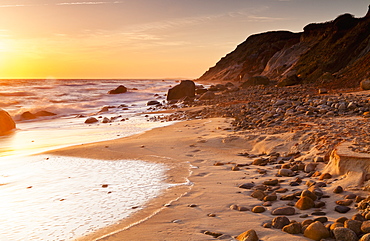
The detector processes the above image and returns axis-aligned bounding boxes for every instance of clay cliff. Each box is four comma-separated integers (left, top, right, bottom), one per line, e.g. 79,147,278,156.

197,6,370,88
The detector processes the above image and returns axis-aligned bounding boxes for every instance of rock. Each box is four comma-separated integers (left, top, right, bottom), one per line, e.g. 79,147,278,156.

319,173,332,180
336,199,353,206
198,91,216,100
102,117,111,123
239,183,255,189
295,196,315,210
344,219,362,235
34,110,57,117
0,109,16,135
314,217,328,223
85,117,99,124
20,111,37,120
241,76,270,87
230,204,239,210
333,227,358,241
361,79,370,90
147,100,161,106
278,168,293,177
360,233,370,241
301,190,317,201
236,229,259,241
263,179,279,186
167,80,195,101
282,222,301,234
108,85,127,94
362,221,370,233
333,186,344,193
335,205,351,213
353,213,367,222
252,206,266,213
330,222,344,231
271,207,295,215
251,190,266,200
278,73,301,87
336,217,349,223
272,216,290,229
304,163,316,172
264,193,277,202
304,221,330,241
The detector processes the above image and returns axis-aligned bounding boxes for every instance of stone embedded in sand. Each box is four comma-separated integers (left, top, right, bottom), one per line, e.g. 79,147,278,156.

251,190,266,201
333,186,344,193
275,188,288,193
282,222,301,234
271,207,295,215
239,183,255,189
295,196,315,210
0,109,16,135
203,230,223,238
304,163,316,173
236,229,259,241
345,219,362,235
264,193,277,202
252,206,266,213
336,199,353,206
20,111,37,120
314,217,328,223
278,168,293,177
319,172,332,180
335,205,351,213
333,227,358,241
336,217,349,223
352,213,366,222
230,204,239,210
362,221,370,233
272,216,290,229
301,189,317,201
198,91,215,100
238,206,249,211
85,117,99,124
280,194,296,200
330,222,345,231
304,221,330,240
102,117,111,123
252,158,268,166
263,179,279,186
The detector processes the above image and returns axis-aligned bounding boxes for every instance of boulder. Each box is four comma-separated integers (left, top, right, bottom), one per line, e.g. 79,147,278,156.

361,79,370,90
34,110,57,117
295,196,315,210
146,100,161,106
304,221,330,240
85,117,99,124
333,227,358,241
0,109,16,135
108,85,127,94
20,111,37,120
277,73,301,87
360,233,370,241
271,207,295,215
272,216,290,229
282,222,301,234
236,229,259,241
241,76,270,88
167,80,195,101
198,91,216,100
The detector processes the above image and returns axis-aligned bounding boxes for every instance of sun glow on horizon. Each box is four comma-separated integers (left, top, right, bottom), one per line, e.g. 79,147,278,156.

0,0,367,79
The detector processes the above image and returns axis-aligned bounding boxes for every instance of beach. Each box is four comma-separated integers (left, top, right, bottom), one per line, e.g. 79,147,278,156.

44,111,369,240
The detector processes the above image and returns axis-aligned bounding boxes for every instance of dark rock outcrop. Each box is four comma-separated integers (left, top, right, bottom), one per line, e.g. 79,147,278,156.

108,85,127,94
0,109,16,135
167,80,195,101
197,6,370,88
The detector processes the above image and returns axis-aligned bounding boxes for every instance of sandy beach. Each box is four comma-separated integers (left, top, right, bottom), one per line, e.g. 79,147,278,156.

43,114,369,241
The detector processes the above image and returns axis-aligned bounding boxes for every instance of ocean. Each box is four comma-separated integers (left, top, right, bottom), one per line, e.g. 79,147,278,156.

0,79,182,240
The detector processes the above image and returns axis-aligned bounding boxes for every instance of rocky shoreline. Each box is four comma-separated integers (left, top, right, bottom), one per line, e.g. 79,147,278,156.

141,81,370,240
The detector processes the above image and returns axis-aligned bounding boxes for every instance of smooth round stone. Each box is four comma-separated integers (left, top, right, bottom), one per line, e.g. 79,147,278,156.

335,205,351,213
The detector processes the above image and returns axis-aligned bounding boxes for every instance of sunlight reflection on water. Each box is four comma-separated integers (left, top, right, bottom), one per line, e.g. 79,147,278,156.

0,155,168,241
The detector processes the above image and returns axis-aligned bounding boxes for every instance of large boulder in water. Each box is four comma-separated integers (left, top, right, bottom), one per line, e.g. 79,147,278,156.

167,80,195,101
108,85,127,94
0,109,16,135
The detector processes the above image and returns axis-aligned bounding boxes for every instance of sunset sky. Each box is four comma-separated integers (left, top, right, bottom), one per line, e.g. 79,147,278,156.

0,0,368,79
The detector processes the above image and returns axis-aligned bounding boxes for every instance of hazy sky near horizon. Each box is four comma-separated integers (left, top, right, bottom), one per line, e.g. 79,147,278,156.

0,0,368,79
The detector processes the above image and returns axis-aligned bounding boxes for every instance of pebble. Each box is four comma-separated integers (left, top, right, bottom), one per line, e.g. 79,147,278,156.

271,207,296,215
272,216,290,229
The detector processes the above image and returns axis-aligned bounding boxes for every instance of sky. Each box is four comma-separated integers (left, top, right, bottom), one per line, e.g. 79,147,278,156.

0,0,368,79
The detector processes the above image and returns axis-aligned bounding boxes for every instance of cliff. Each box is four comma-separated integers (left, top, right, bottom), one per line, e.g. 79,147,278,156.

197,6,370,88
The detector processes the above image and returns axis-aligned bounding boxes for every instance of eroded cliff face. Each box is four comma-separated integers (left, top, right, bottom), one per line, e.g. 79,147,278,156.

197,6,370,88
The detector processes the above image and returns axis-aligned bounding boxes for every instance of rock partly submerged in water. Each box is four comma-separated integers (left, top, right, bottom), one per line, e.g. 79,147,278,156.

85,117,99,124
0,109,16,135
20,110,57,120
108,85,127,94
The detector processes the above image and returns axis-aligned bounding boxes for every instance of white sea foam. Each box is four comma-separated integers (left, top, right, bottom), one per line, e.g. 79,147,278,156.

0,155,169,241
